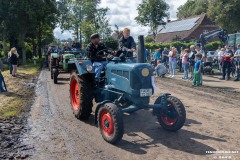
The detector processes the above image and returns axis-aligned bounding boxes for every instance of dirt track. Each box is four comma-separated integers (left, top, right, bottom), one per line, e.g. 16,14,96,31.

21,69,240,160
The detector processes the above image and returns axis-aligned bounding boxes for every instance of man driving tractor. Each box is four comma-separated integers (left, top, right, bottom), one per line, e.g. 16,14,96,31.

86,33,109,79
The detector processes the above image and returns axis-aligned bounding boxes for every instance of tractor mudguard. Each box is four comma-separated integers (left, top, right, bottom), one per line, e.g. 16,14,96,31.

152,93,171,116
94,100,112,124
68,60,95,76
50,53,59,59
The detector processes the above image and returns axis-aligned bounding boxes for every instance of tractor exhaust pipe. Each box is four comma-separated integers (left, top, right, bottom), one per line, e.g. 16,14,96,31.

137,35,146,63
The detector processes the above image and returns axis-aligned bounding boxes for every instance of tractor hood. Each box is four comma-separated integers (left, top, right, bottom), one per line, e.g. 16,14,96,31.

106,62,154,98
107,63,153,76
63,54,75,59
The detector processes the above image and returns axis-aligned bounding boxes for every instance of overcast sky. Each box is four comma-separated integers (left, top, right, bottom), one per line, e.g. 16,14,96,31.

54,0,187,40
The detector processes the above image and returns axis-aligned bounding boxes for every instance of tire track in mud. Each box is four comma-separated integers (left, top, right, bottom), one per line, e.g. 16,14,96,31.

20,69,240,160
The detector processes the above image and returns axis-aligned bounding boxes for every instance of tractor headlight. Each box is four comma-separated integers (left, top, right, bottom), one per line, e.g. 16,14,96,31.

141,68,149,77
86,65,93,72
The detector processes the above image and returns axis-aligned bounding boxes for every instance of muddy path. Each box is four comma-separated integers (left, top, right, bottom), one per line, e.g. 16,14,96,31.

21,69,240,160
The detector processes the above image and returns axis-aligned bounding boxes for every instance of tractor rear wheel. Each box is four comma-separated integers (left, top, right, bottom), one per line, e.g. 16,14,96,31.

53,69,58,84
98,103,124,144
70,72,94,120
155,96,186,131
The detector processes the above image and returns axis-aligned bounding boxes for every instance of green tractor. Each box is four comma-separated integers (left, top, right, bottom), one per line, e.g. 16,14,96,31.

68,36,186,144
50,51,84,84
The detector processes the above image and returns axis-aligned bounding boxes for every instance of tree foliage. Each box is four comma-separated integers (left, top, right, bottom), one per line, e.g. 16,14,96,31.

0,0,57,64
177,0,208,19
145,41,221,52
57,0,112,45
135,0,169,41
208,0,240,33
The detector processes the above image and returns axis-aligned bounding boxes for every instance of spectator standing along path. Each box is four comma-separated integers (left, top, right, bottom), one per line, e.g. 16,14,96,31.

0,59,6,92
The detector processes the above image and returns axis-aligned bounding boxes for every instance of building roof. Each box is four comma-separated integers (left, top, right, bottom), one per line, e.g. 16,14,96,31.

153,14,218,43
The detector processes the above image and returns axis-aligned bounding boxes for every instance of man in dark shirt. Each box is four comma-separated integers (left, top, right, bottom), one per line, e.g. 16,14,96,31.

162,47,169,64
86,33,109,79
72,38,81,51
118,28,136,62
63,43,71,52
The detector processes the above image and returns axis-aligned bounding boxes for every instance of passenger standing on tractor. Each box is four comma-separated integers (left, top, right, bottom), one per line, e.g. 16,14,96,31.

119,28,136,62
86,33,109,79
220,46,233,80
234,44,240,81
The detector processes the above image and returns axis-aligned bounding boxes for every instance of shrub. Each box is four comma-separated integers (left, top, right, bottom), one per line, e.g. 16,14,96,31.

145,41,221,52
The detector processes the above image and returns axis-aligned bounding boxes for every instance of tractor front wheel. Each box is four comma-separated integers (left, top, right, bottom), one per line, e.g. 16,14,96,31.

70,72,94,120
53,69,58,84
156,96,186,131
98,103,124,144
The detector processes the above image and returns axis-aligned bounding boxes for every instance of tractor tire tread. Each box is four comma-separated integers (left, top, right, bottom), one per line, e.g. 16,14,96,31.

98,103,124,144
157,96,186,132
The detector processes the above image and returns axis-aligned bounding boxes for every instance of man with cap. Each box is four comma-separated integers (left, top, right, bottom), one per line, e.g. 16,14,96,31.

86,33,109,79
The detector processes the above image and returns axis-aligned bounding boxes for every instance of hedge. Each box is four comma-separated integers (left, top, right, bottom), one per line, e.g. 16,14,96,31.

145,41,221,52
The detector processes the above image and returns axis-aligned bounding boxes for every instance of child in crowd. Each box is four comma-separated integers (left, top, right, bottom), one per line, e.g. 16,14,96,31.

182,49,189,80
155,60,167,77
192,54,202,86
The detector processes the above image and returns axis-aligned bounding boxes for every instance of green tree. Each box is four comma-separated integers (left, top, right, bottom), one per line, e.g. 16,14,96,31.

104,37,119,50
145,36,155,43
58,0,111,45
208,0,240,33
0,0,57,63
177,0,208,19
135,0,169,41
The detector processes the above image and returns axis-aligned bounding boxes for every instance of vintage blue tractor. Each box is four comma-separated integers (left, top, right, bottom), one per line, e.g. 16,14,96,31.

68,36,186,144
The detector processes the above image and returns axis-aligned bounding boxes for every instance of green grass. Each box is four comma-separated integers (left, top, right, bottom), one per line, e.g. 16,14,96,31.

0,60,42,119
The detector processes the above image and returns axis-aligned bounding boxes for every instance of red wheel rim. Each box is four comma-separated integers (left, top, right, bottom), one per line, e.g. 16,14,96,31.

70,77,80,111
161,102,178,126
100,110,114,136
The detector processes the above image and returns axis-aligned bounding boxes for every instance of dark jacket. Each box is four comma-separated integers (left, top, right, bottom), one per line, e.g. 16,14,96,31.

86,42,108,62
72,42,81,50
10,53,18,65
63,46,71,52
119,36,136,50
118,36,136,57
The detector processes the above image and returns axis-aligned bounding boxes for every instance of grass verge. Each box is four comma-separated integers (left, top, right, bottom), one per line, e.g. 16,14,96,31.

0,59,42,119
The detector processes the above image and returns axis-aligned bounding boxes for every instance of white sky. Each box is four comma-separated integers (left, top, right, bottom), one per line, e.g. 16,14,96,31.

54,0,187,40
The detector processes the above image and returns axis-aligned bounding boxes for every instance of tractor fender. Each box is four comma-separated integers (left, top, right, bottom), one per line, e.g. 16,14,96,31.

94,100,112,124
68,60,95,76
153,93,171,115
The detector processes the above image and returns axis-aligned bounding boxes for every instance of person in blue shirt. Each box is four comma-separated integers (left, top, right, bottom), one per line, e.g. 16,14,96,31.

145,49,149,62
153,49,161,66
192,54,202,86
234,44,240,81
